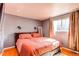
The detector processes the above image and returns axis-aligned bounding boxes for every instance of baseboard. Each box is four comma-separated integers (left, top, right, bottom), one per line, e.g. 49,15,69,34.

3,46,15,50
60,47,79,56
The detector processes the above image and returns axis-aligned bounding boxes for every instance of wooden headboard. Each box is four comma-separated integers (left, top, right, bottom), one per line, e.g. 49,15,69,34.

14,32,37,46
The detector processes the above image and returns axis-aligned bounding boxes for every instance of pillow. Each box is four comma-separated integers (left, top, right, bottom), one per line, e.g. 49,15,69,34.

31,33,41,38
19,34,32,39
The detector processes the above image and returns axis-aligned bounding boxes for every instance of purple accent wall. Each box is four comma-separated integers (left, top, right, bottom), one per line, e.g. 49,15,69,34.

3,14,42,48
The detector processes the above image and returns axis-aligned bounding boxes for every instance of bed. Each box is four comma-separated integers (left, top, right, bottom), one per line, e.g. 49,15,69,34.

15,32,60,56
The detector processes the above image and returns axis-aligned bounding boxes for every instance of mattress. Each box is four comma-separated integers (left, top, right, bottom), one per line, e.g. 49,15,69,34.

16,37,60,56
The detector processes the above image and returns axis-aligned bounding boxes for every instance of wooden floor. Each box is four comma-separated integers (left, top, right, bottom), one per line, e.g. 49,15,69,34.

0,47,66,56
60,47,79,56
1,48,18,56
1,47,79,56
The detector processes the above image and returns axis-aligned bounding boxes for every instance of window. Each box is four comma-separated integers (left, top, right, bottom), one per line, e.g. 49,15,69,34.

53,16,69,34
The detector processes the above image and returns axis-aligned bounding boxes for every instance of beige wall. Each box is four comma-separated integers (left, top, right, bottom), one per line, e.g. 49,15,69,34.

42,14,69,47
54,32,68,47
0,4,3,52
3,13,42,48
53,14,69,47
0,27,2,52
42,19,49,37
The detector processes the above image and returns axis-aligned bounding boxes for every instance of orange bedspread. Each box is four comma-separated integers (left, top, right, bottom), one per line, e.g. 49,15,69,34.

16,37,59,56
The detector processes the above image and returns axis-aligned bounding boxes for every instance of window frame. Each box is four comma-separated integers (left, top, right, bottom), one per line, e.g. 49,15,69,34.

53,14,69,33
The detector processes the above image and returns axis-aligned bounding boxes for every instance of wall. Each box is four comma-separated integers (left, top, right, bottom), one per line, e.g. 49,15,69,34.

3,13,42,48
54,32,68,48
53,14,69,47
0,12,1,49
42,14,69,47
42,19,49,37
0,4,3,52
0,27,2,52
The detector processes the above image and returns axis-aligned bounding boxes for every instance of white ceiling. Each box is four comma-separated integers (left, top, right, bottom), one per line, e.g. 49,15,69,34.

5,3,79,21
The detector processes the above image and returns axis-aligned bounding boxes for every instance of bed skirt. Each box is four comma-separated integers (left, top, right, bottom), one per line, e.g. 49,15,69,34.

41,47,60,56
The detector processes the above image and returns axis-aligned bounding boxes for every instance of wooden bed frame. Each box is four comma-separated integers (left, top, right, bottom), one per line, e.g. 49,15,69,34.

14,32,60,56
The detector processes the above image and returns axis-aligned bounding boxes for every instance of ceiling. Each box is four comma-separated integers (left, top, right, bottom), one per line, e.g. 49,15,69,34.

5,3,79,21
